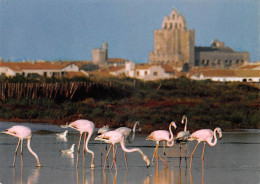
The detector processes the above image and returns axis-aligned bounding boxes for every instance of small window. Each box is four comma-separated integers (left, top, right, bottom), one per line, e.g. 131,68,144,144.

136,71,139,76
164,23,167,29
153,72,158,76
172,14,175,19
145,71,148,75
169,23,172,29
175,23,177,29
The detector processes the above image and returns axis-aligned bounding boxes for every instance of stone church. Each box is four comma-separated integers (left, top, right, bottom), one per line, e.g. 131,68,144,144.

149,9,250,69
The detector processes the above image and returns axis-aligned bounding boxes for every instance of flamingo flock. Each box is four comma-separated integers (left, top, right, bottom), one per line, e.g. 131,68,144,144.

1,116,222,171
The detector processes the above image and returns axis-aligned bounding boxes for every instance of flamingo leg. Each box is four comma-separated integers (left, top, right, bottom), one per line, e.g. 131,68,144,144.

151,143,158,163
163,141,167,163
124,151,128,169
110,144,118,169
103,145,112,170
201,142,206,160
76,132,83,168
154,143,159,166
83,133,87,167
189,142,200,170
20,139,23,167
155,142,168,167
112,144,117,172
179,145,182,160
185,143,188,160
13,139,21,167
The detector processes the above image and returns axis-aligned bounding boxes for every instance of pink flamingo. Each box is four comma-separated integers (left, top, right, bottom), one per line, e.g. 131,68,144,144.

188,127,222,169
146,121,177,167
61,119,95,168
2,125,41,167
175,115,190,160
95,130,150,172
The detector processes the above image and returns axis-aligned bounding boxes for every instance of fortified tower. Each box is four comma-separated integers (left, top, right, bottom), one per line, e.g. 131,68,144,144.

92,41,108,65
149,9,195,69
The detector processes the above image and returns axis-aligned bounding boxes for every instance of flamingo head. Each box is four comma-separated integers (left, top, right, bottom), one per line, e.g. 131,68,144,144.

216,127,222,139
91,161,95,169
170,121,177,129
181,115,187,124
71,144,75,150
143,155,150,168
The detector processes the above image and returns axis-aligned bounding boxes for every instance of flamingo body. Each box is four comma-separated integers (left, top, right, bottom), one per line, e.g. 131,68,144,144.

2,125,41,167
5,125,32,139
147,130,171,143
176,131,190,141
69,119,95,133
189,128,222,146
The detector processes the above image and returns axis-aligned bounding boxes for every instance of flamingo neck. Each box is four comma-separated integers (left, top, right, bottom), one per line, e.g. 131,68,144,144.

184,117,188,132
120,140,150,166
85,131,95,166
129,122,139,143
27,139,41,167
208,129,218,146
167,124,174,147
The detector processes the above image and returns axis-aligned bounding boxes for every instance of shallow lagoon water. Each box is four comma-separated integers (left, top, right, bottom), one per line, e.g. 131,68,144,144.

0,122,259,184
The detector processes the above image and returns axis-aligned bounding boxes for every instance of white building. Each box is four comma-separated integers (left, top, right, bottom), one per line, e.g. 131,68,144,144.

0,61,86,78
190,69,260,82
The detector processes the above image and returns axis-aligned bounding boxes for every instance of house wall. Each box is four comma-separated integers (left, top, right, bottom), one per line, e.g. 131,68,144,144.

193,75,260,82
195,51,250,68
0,67,17,76
135,65,171,81
125,62,135,77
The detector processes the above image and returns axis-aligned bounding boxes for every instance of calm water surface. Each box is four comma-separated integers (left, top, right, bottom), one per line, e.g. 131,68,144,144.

0,122,259,184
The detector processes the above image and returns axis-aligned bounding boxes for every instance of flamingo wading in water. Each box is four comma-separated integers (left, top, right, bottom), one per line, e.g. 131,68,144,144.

146,121,177,167
95,130,150,172
2,125,41,167
61,119,95,168
175,115,190,160
188,127,222,169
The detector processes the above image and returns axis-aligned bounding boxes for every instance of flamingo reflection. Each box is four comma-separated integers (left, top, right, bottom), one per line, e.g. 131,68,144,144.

153,167,175,184
76,167,94,184
103,170,118,184
189,159,205,184
13,165,40,184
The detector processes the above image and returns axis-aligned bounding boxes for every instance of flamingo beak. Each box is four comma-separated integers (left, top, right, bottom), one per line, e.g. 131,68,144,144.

1,130,8,134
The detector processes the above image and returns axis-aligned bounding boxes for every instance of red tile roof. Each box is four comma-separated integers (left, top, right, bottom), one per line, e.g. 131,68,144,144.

0,62,74,70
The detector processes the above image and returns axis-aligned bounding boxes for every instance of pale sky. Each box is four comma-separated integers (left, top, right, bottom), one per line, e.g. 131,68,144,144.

0,0,259,62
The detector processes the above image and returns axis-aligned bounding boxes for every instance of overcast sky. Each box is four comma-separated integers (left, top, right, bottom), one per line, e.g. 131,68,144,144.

0,0,259,62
